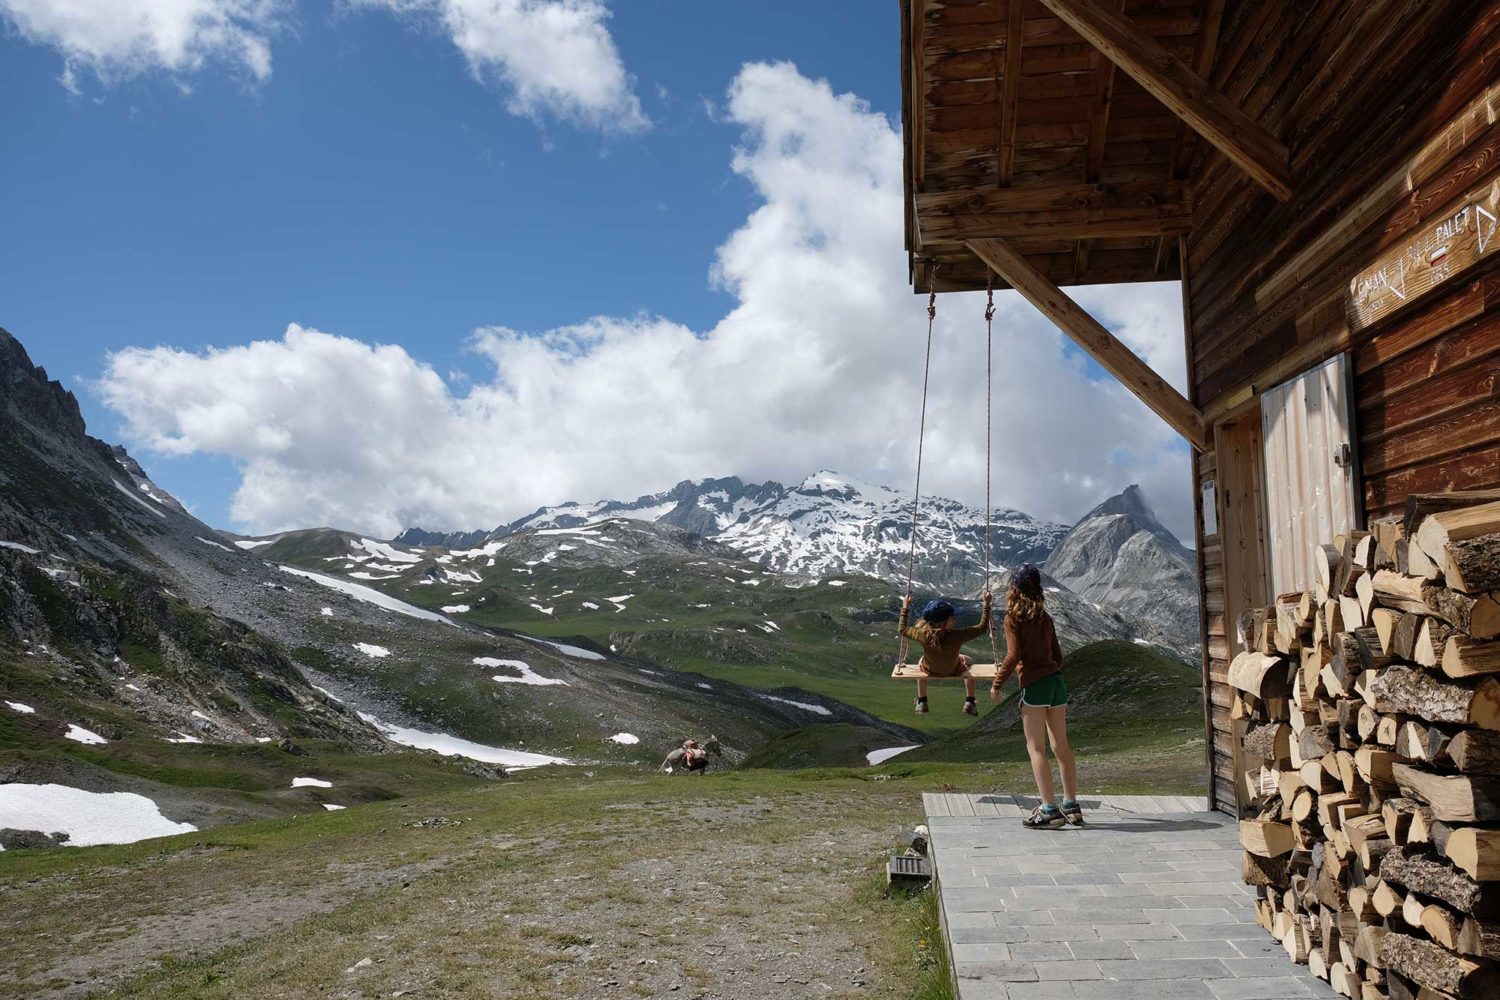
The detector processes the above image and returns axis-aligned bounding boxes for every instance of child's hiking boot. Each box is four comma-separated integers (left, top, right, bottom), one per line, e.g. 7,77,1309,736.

962,696,977,716
914,696,929,715
1022,803,1066,829
1061,799,1084,825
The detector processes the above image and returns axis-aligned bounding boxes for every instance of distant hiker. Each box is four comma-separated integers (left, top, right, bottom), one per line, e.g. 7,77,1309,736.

989,564,1080,828
899,591,991,716
660,736,718,775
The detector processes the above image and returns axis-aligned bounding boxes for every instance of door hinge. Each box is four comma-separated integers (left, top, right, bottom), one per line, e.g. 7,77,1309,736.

1333,442,1353,469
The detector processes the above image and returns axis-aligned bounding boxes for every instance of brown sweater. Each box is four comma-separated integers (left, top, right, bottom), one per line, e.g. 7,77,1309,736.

994,611,1062,690
898,601,991,676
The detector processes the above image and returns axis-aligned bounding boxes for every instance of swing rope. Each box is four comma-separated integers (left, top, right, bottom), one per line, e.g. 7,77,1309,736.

899,278,938,668
984,277,1002,669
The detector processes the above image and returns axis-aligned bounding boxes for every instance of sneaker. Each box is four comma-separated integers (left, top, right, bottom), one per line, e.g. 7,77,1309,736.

1061,799,1084,825
962,697,977,716
914,696,929,715
1022,804,1066,829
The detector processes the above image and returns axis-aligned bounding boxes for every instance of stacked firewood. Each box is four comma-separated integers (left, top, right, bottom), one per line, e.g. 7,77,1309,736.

1233,491,1500,999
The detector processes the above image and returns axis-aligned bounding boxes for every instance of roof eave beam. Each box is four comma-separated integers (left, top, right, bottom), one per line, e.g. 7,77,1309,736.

918,180,1191,241
967,237,1209,451
1037,0,1293,202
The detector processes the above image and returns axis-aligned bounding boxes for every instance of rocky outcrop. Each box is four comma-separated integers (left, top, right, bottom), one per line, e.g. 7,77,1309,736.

1044,485,1199,658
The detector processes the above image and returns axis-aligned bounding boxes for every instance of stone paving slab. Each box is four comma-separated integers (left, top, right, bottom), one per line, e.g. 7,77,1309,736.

923,793,1339,1000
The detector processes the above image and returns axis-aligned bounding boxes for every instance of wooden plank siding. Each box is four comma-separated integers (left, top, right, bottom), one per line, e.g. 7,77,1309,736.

1184,0,1500,813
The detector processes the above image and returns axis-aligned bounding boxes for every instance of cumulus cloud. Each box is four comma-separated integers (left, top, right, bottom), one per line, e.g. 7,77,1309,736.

0,0,285,90
98,61,1191,541
354,0,647,132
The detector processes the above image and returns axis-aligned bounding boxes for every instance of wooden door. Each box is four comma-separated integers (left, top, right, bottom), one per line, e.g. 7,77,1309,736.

1260,354,1360,596
1214,409,1273,817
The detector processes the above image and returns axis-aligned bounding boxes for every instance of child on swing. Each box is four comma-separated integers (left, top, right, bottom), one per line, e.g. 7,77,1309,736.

898,590,992,716
990,564,1081,828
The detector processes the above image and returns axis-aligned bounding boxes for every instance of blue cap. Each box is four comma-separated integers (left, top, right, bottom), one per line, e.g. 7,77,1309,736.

920,600,955,624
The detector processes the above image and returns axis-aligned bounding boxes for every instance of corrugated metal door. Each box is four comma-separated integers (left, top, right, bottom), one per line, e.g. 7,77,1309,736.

1260,354,1360,595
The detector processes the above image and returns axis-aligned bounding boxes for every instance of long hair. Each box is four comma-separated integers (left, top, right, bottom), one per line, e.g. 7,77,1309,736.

911,618,942,646
1007,580,1046,624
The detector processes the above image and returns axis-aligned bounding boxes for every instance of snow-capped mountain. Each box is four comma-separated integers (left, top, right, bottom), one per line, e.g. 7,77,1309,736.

399,472,1069,593
1043,485,1200,656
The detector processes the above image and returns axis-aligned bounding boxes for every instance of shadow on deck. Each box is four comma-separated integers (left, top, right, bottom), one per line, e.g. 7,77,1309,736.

922,792,1338,1000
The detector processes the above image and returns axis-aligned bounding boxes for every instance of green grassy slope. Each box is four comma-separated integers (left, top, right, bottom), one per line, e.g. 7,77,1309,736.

268,521,1007,736
901,640,1205,789
740,722,912,769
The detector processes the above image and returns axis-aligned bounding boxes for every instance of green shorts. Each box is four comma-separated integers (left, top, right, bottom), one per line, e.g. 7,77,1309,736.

1020,673,1068,708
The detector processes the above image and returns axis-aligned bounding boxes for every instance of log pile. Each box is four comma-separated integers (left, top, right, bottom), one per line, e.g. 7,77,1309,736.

1234,492,1500,999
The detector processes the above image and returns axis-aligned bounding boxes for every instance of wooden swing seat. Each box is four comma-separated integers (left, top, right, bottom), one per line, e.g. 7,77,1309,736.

891,662,999,680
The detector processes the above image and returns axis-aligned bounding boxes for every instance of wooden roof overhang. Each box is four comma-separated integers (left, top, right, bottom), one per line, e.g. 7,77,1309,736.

901,0,1298,451
901,0,1294,295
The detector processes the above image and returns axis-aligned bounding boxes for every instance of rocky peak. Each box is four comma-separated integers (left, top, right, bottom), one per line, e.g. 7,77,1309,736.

1,327,88,441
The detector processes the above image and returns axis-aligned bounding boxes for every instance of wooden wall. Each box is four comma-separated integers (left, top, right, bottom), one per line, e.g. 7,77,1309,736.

1183,0,1500,813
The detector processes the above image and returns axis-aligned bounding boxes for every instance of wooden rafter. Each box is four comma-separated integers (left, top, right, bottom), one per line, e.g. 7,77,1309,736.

997,0,1024,186
1154,0,1224,273
1074,0,1123,279
917,180,1191,241
968,237,1208,450
1038,0,1293,201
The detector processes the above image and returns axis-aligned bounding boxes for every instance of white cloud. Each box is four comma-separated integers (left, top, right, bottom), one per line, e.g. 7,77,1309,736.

97,61,1192,542
354,0,646,132
0,0,285,89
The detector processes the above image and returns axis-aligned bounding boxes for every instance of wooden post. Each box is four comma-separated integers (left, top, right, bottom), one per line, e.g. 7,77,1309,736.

1036,0,1293,201
967,237,1209,450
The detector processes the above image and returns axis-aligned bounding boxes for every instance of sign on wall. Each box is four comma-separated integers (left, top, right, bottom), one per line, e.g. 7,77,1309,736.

1348,176,1499,331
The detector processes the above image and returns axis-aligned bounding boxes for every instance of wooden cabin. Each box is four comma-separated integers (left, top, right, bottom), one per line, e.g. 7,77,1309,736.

901,0,1500,814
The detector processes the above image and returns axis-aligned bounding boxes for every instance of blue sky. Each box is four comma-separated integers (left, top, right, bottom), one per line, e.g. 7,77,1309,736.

1,1,1191,540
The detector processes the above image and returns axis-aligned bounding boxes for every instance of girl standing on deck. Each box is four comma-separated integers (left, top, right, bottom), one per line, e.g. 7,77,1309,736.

898,591,991,716
990,564,1081,829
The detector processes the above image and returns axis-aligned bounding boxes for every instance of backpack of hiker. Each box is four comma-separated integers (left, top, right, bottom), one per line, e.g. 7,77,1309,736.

660,736,715,775
989,564,1082,829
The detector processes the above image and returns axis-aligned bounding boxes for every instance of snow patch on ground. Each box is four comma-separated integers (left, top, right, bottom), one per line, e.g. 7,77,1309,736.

757,694,832,717
440,604,471,614
292,777,333,788
166,733,203,744
320,607,334,616
5,701,35,714
527,637,605,661
280,566,456,625
358,712,570,767
235,538,274,549
349,571,400,581
352,643,391,658
609,733,640,745
581,601,600,610
696,682,712,690
64,724,108,745
866,746,918,766
0,783,197,846
194,536,232,552
352,538,422,563
0,540,42,554
474,656,568,686
113,480,167,519
529,604,554,615
323,803,346,811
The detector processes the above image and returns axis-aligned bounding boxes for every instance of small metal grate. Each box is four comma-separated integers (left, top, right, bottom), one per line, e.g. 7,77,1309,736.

886,854,931,885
